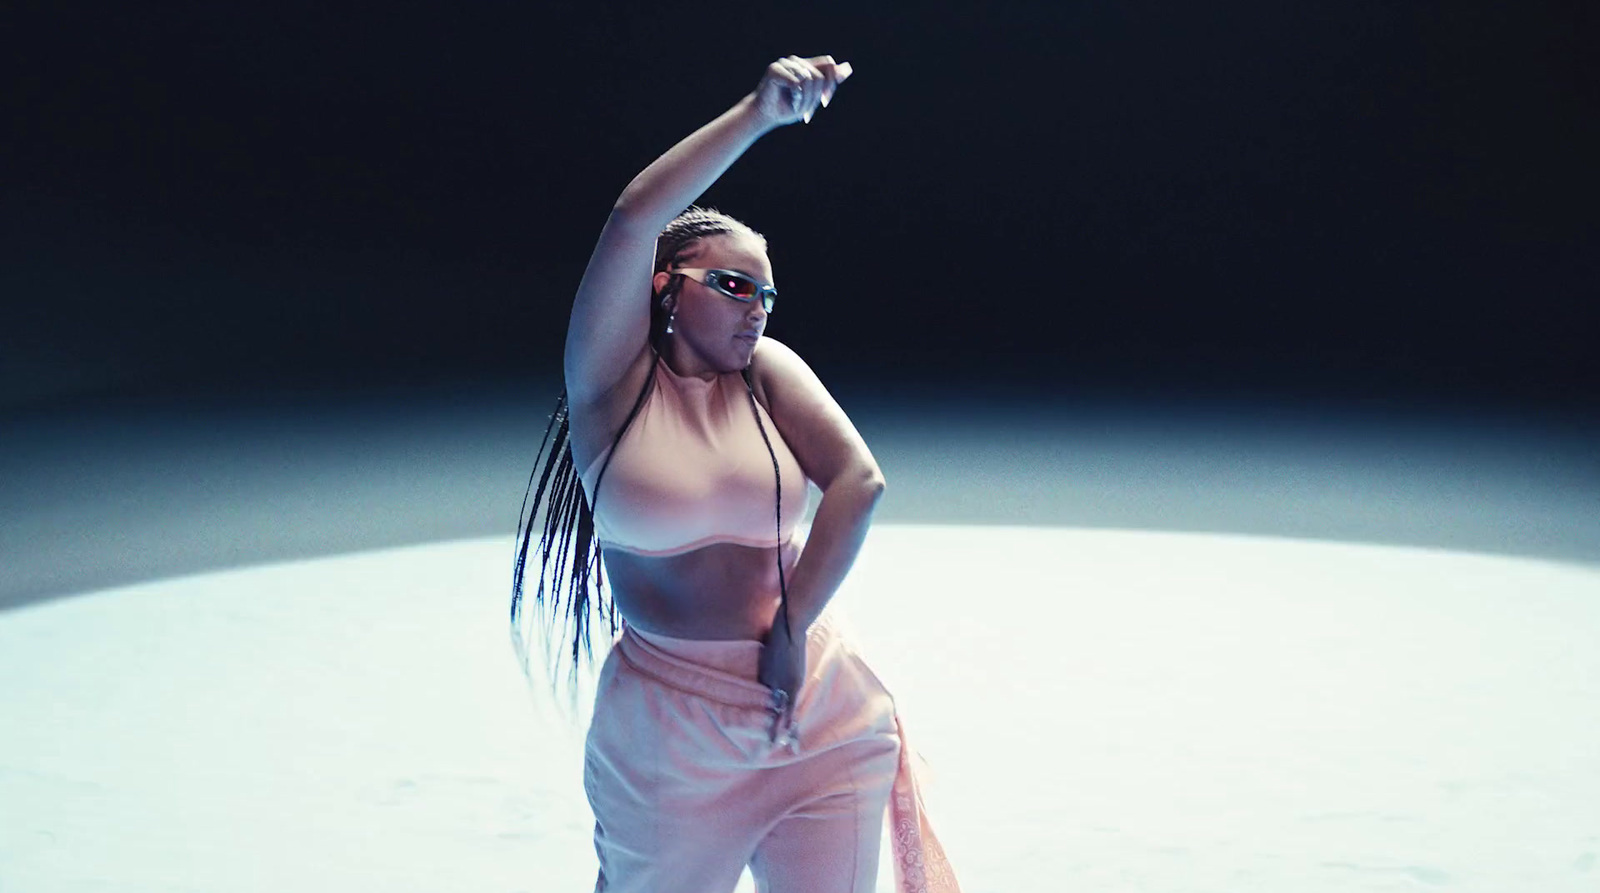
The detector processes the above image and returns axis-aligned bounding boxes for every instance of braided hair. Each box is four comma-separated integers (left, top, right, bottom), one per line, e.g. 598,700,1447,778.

511,207,788,701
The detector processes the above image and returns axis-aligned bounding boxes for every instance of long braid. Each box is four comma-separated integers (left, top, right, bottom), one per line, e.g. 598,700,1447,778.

742,370,790,636
511,205,772,702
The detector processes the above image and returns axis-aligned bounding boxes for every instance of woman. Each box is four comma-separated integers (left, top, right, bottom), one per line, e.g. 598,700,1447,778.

513,55,959,893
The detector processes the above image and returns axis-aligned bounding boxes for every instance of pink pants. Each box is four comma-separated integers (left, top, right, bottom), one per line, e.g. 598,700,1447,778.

583,610,960,893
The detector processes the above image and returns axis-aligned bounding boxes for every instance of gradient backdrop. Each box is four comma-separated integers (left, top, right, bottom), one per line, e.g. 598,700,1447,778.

4,9,1600,889
6,1,1596,412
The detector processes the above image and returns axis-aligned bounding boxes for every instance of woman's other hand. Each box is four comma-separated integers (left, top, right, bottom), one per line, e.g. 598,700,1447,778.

758,617,806,743
751,55,853,128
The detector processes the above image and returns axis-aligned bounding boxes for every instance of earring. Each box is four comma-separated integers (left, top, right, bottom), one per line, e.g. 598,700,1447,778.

666,309,677,334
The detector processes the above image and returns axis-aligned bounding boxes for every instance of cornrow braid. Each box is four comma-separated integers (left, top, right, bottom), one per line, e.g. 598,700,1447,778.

649,206,766,349
512,206,776,706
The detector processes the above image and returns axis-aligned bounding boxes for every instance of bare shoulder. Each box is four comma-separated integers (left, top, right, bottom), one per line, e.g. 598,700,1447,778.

747,336,879,489
747,336,823,412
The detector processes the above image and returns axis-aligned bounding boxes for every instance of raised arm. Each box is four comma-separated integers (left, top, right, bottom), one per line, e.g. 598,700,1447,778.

564,56,851,408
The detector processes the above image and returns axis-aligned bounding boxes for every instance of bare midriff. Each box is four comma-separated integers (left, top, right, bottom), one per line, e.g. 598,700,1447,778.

603,538,802,641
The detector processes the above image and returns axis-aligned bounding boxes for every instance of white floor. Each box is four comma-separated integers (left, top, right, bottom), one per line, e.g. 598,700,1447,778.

4,525,1598,892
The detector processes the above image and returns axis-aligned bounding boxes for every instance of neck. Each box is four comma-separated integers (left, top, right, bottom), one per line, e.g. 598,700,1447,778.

659,339,721,381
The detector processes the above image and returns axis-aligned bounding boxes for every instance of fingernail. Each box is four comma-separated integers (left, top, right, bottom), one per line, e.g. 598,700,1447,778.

821,91,831,108
803,110,813,124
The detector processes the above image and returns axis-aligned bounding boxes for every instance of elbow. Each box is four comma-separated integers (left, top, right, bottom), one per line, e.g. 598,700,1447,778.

605,201,653,238
608,172,677,229
610,193,641,219
611,175,674,233
858,466,887,505
821,464,886,506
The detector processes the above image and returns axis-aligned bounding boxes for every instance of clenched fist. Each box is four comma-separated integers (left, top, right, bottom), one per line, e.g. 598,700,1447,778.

750,54,853,128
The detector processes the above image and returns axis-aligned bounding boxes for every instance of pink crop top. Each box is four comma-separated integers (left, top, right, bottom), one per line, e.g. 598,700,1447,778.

578,355,812,557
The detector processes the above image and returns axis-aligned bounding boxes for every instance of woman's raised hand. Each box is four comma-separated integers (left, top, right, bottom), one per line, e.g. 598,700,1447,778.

752,55,853,128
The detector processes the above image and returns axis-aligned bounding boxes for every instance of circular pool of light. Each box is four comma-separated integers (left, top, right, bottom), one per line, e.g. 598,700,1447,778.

3,525,1597,892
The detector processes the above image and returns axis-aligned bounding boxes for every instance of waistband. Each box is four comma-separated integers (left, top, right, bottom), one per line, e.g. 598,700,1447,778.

615,612,842,711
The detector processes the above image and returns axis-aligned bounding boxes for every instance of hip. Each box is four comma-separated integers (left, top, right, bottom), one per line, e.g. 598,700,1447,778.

586,607,899,770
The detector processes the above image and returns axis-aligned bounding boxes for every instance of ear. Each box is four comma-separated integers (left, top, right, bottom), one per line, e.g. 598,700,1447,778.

652,270,674,301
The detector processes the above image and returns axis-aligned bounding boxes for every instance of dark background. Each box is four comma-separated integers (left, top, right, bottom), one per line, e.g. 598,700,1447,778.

5,0,1595,414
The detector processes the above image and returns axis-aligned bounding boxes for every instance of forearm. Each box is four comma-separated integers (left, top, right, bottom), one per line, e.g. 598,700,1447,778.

780,472,887,634
612,93,773,233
